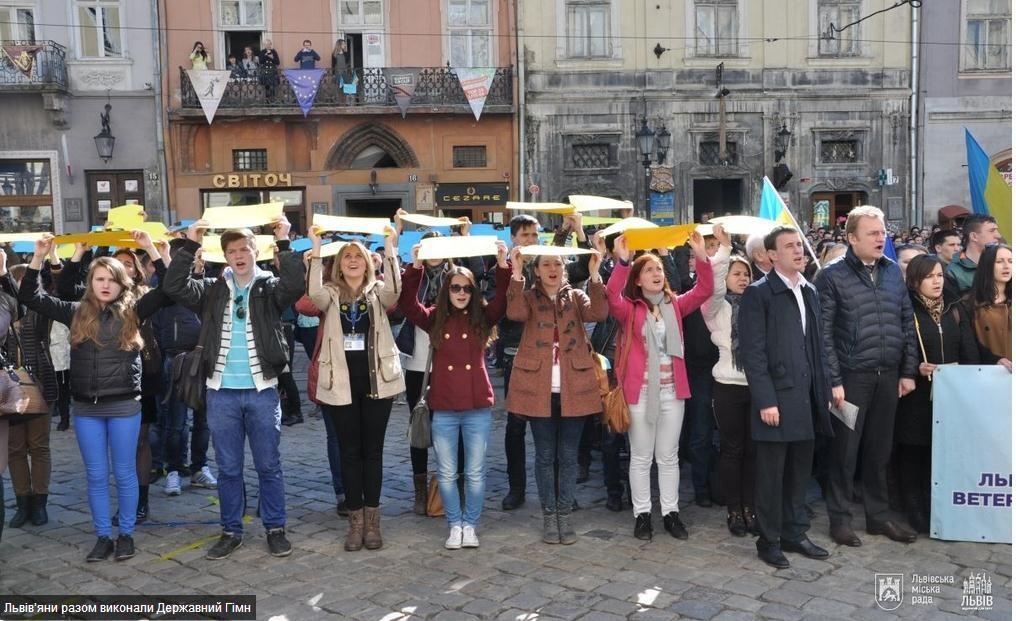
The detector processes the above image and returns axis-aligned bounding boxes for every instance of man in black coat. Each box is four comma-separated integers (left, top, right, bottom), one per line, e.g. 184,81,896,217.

739,225,834,569
815,206,919,547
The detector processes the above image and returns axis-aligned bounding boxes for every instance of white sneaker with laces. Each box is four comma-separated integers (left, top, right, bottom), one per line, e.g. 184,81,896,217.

191,466,218,489
461,525,479,548
165,471,182,496
445,525,463,549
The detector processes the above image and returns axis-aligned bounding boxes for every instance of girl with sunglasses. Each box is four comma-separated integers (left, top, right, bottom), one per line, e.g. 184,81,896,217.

398,242,510,549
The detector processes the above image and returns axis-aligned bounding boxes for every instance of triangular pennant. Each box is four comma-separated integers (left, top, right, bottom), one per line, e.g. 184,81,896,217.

284,69,325,118
186,70,232,124
2,45,41,78
454,67,496,122
384,68,419,119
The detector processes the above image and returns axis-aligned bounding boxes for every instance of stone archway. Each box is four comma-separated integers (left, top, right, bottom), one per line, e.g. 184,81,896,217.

324,122,420,169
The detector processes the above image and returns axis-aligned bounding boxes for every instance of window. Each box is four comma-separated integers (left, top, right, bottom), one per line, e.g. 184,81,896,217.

219,0,264,27
340,0,382,26
820,140,859,163
349,145,399,169
571,143,611,169
0,159,54,233
448,0,492,67
0,6,35,41
76,0,122,58
566,1,610,59
699,141,738,166
818,0,861,56
963,0,1011,71
695,0,737,57
453,146,487,168
233,149,268,171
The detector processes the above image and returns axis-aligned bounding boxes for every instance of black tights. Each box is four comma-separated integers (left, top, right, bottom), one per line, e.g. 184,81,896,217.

325,374,392,510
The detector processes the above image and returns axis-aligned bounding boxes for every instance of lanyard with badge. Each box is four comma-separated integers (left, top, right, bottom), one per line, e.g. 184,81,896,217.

340,298,368,351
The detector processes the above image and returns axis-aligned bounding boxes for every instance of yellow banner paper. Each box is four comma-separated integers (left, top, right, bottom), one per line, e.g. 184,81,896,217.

313,214,392,236
398,213,465,228
517,245,597,257
583,216,622,225
623,224,698,251
54,231,139,247
417,236,499,261
567,195,634,213
202,203,284,229
0,233,48,243
319,241,347,258
134,221,171,240
105,205,146,230
506,201,575,215
708,215,779,236
201,235,277,263
598,217,657,237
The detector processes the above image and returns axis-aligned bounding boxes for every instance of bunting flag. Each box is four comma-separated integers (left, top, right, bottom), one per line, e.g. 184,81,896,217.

454,67,496,121
187,70,232,124
284,69,325,118
384,69,419,119
2,45,41,78
965,129,1012,241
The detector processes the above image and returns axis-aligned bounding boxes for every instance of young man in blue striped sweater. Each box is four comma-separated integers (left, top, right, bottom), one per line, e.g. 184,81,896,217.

163,217,305,559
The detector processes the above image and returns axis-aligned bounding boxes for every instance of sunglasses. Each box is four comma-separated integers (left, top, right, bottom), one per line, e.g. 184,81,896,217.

234,295,246,320
449,284,474,294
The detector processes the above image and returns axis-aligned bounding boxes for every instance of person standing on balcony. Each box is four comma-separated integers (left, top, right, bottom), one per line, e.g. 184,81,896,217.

189,42,210,70
258,40,280,100
332,38,352,104
240,46,259,82
294,40,321,69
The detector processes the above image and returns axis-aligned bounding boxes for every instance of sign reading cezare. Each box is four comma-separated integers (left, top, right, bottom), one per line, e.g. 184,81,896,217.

212,173,293,188
436,183,509,206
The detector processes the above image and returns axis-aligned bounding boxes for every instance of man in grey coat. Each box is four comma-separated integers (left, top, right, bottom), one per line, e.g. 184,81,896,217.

739,225,834,569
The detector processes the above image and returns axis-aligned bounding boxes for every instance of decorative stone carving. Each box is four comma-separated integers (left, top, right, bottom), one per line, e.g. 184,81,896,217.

80,71,123,88
650,166,674,193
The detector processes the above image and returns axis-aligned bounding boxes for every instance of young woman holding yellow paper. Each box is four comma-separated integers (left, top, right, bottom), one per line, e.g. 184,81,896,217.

307,225,404,552
607,232,713,541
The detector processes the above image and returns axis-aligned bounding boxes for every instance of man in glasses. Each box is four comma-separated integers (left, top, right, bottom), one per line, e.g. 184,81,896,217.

162,217,305,560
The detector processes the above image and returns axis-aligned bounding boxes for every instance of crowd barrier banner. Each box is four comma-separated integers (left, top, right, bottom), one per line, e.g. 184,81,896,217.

931,365,1012,543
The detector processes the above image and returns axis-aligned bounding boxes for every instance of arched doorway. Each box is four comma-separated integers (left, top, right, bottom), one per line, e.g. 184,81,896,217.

325,122,419,219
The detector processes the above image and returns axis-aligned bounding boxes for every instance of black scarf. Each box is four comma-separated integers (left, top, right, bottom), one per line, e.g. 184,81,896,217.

726,292,743,372
418,264,445,306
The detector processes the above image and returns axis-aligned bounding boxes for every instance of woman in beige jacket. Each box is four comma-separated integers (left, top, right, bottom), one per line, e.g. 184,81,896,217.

308,227,405,552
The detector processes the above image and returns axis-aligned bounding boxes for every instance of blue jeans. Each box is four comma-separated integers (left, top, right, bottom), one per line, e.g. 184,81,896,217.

529,395,586,512
206,387,285,534
685,366,716,495
74,412,142,537
321,408,344,497
432,409,491,528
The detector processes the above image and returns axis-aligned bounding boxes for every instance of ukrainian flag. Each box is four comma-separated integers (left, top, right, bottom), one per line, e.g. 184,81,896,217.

759,176,796,226
965,129,1012,242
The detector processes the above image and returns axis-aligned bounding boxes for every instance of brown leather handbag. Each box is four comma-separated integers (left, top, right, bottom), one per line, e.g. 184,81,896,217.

0,327,49,417
426,473,444,517
599,310,635,434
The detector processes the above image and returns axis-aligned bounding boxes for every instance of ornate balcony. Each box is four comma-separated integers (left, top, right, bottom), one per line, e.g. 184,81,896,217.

176,65,513,116
0,41,68,91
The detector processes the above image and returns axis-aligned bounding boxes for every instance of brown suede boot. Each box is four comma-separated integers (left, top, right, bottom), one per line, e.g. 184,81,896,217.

363,506,383,550
413,474,428,516
344,509,364,552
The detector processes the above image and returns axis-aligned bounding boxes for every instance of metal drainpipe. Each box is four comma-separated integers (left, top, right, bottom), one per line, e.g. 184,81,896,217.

151,0,171,225
517,0,526,203
909,3,920,227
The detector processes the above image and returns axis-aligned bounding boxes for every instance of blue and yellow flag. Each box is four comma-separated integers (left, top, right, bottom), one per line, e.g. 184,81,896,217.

965,129,1012,241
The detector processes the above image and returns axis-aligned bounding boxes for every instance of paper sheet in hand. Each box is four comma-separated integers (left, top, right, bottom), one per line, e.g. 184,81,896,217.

623,224,698,251
417,236,498,261
598,217,658,237
319,240,347,258
517,245,597,257
313,214,391,236
105,205,146,230
708,215,780,236
202,203,284,229
133,221,170,240
201,234,277,263
54,231,139,247
506,201,575,215
567,195,635,213
829,400,859,431
398,213,464,228
0,233,48,243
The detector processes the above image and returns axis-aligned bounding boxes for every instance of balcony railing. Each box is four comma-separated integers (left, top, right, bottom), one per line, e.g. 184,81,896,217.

179,65,513,112
0,41,68,91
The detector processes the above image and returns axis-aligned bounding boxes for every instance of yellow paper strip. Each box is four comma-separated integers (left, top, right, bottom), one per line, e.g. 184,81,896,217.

506,201,575,215
583,216,622,225
54,231,139,247
417,236,499,261
567,195,634,213
708,215,780,236
319,241,346,258
105,205,146,230
624,224,698,251
313,214,392,236
56,244,76,259
517,245,597,257
202,202,284,229
201,235,277,263
134,221,171,240
598,217,657,237
399,213,464,228
0,233,48,243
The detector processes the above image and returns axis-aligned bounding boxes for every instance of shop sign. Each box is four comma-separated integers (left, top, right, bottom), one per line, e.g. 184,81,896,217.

435,183,508,207
212,173,293,188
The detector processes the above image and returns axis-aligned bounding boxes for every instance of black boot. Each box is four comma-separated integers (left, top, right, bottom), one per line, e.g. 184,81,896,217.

29,494,48,526
136,486,149,524
9,495,30,528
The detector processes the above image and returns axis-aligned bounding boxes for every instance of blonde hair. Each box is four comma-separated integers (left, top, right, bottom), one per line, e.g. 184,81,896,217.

845,205,885,238
328,241,376,303
70,257,144,351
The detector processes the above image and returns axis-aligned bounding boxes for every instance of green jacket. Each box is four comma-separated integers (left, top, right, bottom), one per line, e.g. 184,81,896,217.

945,253,977,295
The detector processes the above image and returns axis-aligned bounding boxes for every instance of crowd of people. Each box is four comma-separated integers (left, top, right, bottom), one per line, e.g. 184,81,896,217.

0,205,1008,570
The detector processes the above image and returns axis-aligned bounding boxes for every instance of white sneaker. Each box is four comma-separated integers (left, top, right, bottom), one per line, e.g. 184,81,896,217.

461,525,479,548
191,466,218,489
445,525,463,549
164,471,182,496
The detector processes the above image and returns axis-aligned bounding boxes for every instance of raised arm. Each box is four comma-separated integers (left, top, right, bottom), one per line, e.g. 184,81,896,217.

674,232,715,317
484,243,511,325
19,237,77,326
162,221,213,313
375,227,402,309
702,226,732,323
505,247,531,322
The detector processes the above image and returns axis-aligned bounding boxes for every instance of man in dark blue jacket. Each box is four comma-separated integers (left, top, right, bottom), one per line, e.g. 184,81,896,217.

815,206,919,547
740,226,833,568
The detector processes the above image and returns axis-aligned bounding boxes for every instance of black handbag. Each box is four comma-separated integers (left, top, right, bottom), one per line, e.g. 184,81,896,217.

395,319,415,355
170,319,209,412
407,347,432,449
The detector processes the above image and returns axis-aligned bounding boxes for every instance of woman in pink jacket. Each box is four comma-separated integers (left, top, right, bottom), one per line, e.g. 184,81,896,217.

607,232,714,541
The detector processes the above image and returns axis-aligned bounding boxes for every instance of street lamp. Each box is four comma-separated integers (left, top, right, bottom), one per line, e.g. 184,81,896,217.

635,117,671,220
774,123,792,162
93,102,115,163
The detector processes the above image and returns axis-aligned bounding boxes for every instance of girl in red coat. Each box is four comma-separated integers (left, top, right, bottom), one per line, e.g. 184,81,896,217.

398,242,510,549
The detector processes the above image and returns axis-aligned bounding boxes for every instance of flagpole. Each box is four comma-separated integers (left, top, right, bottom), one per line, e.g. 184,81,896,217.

762,176,822,271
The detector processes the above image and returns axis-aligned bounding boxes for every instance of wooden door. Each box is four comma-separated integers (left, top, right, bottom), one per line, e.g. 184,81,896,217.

86,170,144,227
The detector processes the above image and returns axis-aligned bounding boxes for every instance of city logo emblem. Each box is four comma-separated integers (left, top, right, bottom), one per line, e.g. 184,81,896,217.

961,570,993,611
875,573,904,611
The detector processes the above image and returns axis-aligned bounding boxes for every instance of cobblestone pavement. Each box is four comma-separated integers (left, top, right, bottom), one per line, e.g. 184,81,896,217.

1,354,1010,621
